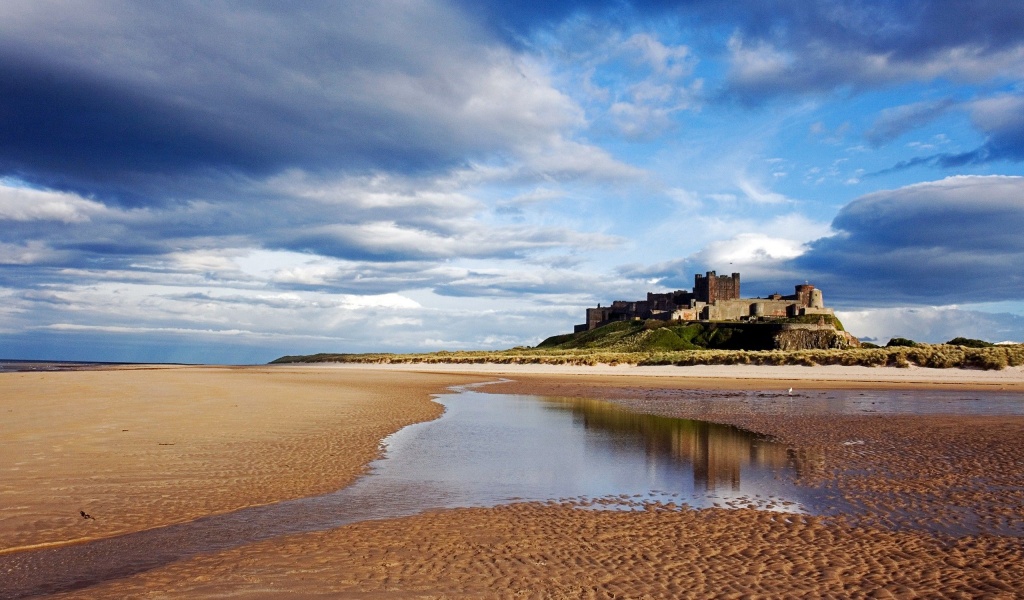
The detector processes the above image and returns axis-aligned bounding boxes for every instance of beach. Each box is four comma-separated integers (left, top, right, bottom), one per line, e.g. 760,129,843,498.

3,363,1023,598
0,366,488,553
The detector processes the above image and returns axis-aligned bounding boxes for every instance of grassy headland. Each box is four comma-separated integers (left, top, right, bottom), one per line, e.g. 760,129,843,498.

272,319,1024,370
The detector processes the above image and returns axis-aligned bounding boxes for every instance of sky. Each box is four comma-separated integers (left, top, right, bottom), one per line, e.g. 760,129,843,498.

2,0,1024,364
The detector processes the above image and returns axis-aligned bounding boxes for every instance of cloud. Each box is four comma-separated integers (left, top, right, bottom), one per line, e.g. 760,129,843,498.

967,94,1024,162
0,184,108,223
533,20,703,140
619,233,805,290
0,241,68,266
276,220,622,263
457,0,1024,106
0,164,629,283
838,306,1024,345
0,2,593,203
621,177,1024,308
736,178,792,204
865,99,957,146
432,266,637,299
1,272,589,362
870,94,1024,173
719,1,1024,102
794,175,1024,305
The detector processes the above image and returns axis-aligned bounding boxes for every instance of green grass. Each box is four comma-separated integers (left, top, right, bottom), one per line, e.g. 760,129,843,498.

533,319,848,353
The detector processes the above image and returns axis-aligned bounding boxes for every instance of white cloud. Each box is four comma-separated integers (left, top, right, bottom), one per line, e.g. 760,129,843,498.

537,24,703,140
726,34,791,86
265,171,481,212
695,233,805,263
0,183,107,223
969,93,1024,132
837,306,1024,345
513,136,646,182
0,241,66,265
41,323,263,337
337,293,420,310
624,33,695,78
736,177,792,204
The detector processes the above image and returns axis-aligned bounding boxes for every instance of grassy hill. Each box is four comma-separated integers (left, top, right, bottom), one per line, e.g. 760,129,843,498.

538,316,850,352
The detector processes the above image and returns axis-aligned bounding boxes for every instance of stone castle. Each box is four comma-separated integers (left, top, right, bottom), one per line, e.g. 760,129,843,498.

575,271,834,333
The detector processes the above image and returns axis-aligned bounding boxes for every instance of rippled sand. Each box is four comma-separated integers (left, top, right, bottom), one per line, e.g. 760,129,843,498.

4,364,1023,598
62,505,1023,599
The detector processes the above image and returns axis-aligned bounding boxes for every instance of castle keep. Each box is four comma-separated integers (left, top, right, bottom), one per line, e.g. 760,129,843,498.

576,271,833,333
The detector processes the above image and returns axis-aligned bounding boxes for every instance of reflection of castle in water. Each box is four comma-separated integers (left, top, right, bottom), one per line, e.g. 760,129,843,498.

544,397,825,491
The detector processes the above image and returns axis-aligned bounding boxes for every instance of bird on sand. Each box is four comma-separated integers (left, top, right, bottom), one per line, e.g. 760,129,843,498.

787,387,793,396
80,510,94,520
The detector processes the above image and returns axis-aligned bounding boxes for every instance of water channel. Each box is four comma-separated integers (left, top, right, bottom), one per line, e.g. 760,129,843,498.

3,384,1022,597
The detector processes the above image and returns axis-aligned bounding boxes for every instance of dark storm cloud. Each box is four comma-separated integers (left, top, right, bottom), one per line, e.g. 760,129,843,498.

715,0,1024,102
0,1,580,206
793,176,1024,305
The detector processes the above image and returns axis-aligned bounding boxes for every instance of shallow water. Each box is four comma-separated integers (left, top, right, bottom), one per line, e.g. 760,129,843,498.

357,389,828,508
0,360,138,373
2,385,1019,597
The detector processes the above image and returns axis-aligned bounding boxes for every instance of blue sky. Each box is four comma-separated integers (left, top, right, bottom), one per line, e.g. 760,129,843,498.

2,1,1024,363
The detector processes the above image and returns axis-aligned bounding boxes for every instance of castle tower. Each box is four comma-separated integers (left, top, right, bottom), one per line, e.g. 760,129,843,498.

809,288,824,309
794,284,815,307
694,271,740,303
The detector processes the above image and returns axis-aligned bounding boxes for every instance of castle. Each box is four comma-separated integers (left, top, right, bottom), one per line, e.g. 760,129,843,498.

575,271,834,333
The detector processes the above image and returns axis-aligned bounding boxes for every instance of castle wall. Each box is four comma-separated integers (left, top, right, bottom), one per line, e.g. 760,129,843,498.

703,299,791,320
577,273,831,331
647,291,694,312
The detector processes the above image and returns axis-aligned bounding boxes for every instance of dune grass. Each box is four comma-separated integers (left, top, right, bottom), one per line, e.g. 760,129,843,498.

271,343,1024,370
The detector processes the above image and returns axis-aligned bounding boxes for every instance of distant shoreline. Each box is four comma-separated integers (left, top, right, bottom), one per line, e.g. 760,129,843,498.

0,360,194,373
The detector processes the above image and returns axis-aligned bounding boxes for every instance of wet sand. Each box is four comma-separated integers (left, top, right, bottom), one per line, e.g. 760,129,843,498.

294,361,1024,390
4,363,1024,598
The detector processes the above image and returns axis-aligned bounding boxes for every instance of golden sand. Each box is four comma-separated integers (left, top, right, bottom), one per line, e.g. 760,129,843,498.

4,363,1023,598
0,366,486,552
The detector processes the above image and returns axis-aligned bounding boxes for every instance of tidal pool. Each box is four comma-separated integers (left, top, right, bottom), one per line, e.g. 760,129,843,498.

349,387,823,513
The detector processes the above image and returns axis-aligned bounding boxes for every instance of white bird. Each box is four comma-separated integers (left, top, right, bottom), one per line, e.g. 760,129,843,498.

787,387,793,396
